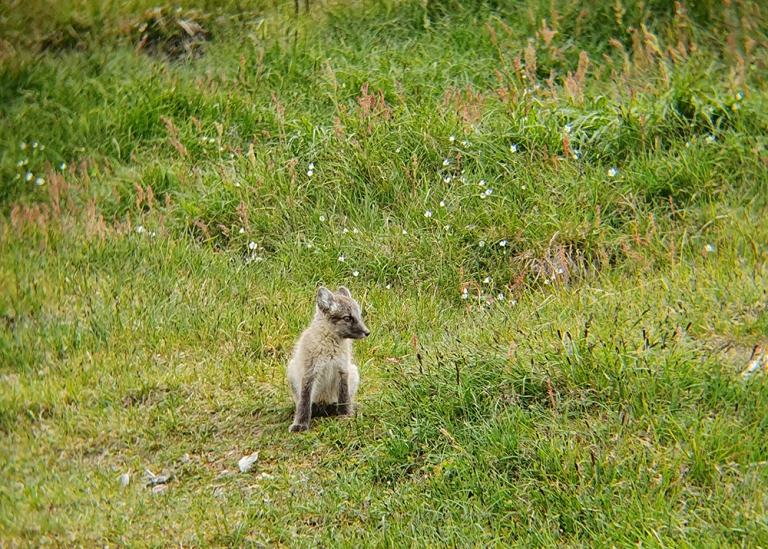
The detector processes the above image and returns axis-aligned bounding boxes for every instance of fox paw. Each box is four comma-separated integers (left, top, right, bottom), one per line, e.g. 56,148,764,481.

289,423,309,433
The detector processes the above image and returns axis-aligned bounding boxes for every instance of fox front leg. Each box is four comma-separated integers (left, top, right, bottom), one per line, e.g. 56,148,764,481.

336,374,351,416
290,374,314,433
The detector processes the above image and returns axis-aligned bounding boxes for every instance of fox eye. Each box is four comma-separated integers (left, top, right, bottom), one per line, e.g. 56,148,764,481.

343,315,353,322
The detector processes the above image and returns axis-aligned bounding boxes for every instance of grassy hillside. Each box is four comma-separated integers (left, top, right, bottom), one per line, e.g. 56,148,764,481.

2,0,768,546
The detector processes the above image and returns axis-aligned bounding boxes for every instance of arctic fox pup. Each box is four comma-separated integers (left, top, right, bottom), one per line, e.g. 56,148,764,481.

287,286,370,433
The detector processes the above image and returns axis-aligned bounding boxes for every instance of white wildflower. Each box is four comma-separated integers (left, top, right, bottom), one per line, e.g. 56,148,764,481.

685,142,691,148
25,173,33,181
338,254,345,262
352,270,359,277
40,145,45,151
608,168,617,177
32,142,38,148
737,92,744,100
14,174,20,180
444,176,451,183
486,189,493,195
343,227,349,233
705,135,715,144
497,294,505,301
202,136,208,142
521,185,527,190
309,162,314,170
136,225,145,233
234,181,241,187
479,241,485,247
386,284,391,289
307,169,314,177
239,228,245,234
510,144,517,153
544,278,551,285
499,240,507,246
479,179,485,186
704,244,715,253
249,241,258,250
402,229,407,234
353,227,359,233
396,146,402,153
424,210,432,218
564,125,572,134
572,151,580,160
440,200,446,207
443,159,450,166
306,242,313,248
461,140,469,147
319,215,326,222
60,163,67,170
555,268,564,274
20,142,27,150
35,178,45,185
483,277,491,283
449,135,456,142
219,146,225,151
444,224,450,230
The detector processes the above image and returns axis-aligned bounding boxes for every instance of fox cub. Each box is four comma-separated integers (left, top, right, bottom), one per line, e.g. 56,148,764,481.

287,286,370,433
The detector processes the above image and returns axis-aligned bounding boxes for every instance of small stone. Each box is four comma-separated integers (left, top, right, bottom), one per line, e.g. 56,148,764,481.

238,451,260,473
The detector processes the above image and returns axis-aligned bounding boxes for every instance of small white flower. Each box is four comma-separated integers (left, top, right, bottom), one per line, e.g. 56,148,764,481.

555,268,564,274
572,151,580,160
706,135,715,144
230,153,235,158
238,228,245,234
343,227,349,233
396,146,402,153
35,177,45,185
440,200,446,207
480,191,486,198
424,210,432,218
444,225,450,230
483,277,491,283
319,215,326,222
16,160,24,166
40,145,45,151
338,254,345,262
499,240,507,246
521,185,527,190
353,227,359,233
449,135,456,142
737,92,744,100
544,278,551,285
704,244,715,253
136,225,145,233
219,146,225,151
510,144,517,153
307,170,314,177
479,179,485,186
60,163,67,170
685,142,691,148
26,172,33,181
511,300,518,306
608,168,617,177
14,174,20,180
444,176,451,183
461,140,469,147
461,293,469,299
309,162,315,170
150,231,156,237
249,241,258,250
352,270,359,277
386,284,391,289
479,241,485,247
33,142,38,148
234,181,241,187
733,103,740,110
402,229,408,234
20,142,27,149
497,293,505,301
486,189,493,195
443,159,450,166
564,125,572,134
202,136,208,142
306,242,313,248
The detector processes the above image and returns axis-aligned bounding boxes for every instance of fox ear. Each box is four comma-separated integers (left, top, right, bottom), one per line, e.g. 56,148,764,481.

317,286,336,313
336,286,352,298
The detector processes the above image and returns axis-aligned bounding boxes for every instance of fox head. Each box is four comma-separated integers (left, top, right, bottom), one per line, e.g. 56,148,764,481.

316,286,370,340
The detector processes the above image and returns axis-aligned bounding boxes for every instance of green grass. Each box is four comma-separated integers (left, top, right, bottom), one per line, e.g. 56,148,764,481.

2,0,768,546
